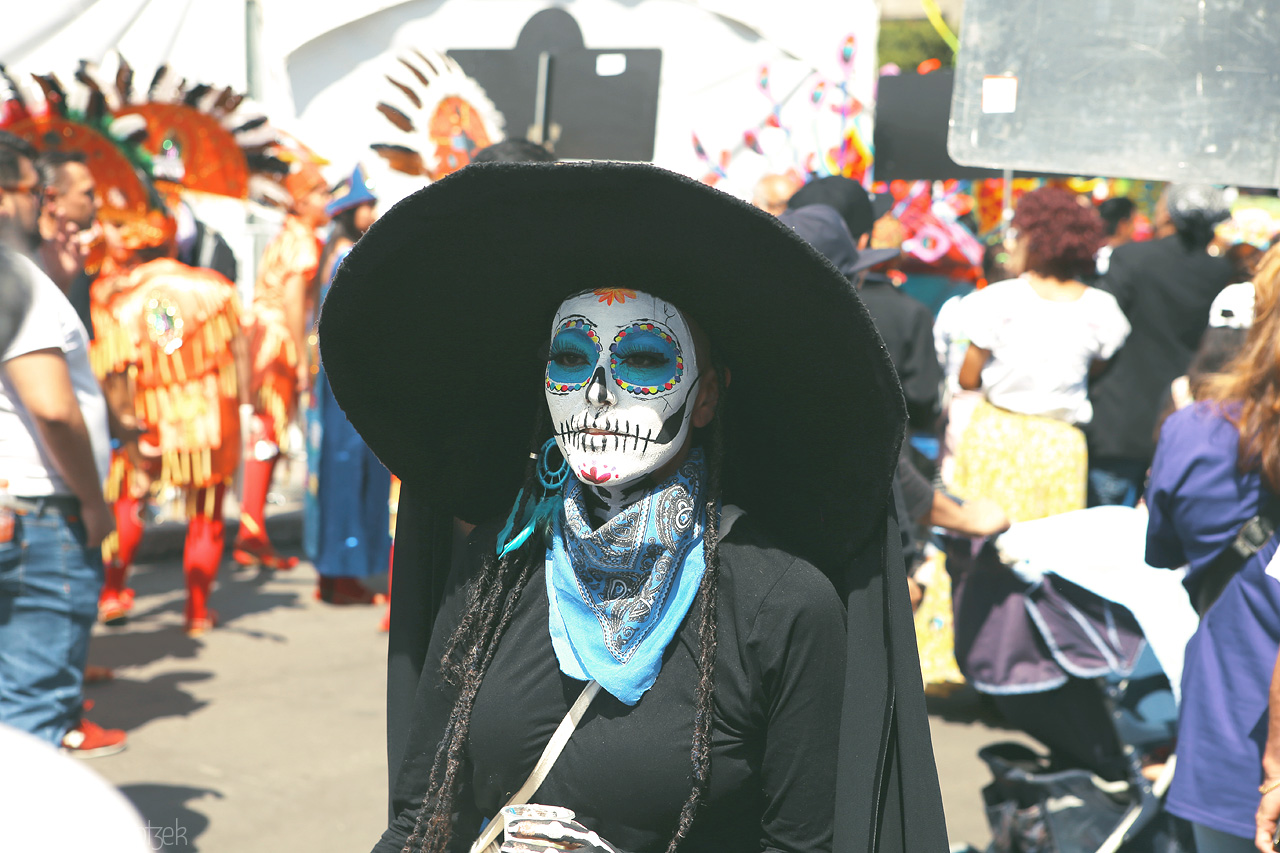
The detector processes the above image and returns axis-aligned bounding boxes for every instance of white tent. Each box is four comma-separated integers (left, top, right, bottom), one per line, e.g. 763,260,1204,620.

7,0,878,197
7,1,879,290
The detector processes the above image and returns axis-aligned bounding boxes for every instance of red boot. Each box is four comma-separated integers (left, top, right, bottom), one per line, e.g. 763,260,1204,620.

100,494,144,624
98,563,135,626
232,455,297,569
184,486,226,636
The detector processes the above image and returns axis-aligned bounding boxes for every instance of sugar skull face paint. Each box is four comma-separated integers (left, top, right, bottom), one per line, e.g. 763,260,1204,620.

546,288,699,498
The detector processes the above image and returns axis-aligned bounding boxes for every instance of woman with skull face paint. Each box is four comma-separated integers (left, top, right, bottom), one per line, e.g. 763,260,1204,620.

319,163,948,853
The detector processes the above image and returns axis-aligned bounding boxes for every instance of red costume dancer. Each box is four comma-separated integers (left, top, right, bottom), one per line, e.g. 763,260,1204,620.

93,253,246,636
235,164,329,569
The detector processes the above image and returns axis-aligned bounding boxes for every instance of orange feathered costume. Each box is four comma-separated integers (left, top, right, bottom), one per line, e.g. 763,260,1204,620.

92,258,243,634
233,162,327,568
233,211,322,568
244,213,320,444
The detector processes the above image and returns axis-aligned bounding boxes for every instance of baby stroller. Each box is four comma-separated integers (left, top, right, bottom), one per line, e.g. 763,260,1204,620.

944,507,1200,853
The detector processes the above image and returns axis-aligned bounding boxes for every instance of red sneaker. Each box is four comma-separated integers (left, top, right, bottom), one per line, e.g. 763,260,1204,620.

98,588,135,625
62,716,127,758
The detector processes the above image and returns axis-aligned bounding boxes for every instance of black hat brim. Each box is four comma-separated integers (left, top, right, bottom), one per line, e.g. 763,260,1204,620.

847,247,901,276
319,162,905,569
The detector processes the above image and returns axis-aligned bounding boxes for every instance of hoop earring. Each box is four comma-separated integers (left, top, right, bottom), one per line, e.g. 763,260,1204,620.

496,438,569,559
536,438,569,491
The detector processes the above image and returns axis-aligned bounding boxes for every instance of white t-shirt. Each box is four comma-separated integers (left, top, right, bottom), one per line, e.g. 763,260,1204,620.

964,277,1131,424
0,250,111,496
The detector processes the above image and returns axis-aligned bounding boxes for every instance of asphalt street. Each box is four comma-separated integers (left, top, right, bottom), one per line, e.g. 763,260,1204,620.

83,513,1033,852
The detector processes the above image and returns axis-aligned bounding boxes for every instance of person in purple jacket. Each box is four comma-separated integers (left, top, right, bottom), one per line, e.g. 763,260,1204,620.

1146,243,1280,853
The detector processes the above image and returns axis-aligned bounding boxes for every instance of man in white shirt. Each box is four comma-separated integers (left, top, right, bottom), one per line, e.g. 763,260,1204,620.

0,131,124,756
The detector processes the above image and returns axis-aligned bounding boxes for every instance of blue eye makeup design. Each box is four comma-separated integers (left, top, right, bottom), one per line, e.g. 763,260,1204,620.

547,319,602,393
609,323,684,396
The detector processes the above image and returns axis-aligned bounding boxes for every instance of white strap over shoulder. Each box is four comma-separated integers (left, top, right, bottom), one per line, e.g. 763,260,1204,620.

470,680,602,853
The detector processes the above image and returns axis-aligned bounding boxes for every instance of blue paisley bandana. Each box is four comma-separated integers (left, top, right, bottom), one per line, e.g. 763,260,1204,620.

546,449,707,706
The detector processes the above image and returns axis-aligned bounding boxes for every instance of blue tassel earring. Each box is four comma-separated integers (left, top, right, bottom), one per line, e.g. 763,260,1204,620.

496,438,569,558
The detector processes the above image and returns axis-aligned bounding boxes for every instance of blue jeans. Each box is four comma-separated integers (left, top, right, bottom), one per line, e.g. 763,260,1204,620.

1087,456,1148,508
0,502,102,745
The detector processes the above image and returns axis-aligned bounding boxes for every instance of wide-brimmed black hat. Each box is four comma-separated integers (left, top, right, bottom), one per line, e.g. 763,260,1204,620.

319,161,905,566
324,162,947,853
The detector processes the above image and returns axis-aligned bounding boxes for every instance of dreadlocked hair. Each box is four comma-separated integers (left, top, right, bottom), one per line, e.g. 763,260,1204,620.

404,379,728,853
404,408,551,853
666,386,726,853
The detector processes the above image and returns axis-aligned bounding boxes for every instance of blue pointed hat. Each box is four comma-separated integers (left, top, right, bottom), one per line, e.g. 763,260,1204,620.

325,165,377,217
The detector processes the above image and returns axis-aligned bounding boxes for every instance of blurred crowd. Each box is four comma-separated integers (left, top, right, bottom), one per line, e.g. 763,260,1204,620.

749,167,1280,853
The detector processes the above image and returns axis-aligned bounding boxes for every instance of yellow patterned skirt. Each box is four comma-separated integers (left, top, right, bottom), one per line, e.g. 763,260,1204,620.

950,399,1087,523
916,399,1087,690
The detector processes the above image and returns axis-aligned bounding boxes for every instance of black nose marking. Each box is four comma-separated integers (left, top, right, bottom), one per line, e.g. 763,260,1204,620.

586,366,609,405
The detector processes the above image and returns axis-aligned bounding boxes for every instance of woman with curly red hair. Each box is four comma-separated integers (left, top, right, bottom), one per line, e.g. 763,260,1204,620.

953,187,1130,521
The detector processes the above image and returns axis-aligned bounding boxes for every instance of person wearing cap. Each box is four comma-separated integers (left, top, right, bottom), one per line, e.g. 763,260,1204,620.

234,163,330,570
786,174,892,250
320,162,947,853
777,203,1009,704
772,204,999,533
1087,184,1234,508
303,165,389,606
1167,279,1255,413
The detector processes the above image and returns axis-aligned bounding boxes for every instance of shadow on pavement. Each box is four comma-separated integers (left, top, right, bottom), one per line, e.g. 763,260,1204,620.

83,671,213,732
212,568,307,629
119,783,222,851
104,553,309,632
88,626,204,669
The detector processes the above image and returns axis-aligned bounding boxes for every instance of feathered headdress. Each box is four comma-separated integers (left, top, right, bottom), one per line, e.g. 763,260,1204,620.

370,49,504,181
105,55,302,206
0,61,173,250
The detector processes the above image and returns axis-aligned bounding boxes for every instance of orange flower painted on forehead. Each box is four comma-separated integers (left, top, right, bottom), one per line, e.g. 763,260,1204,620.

594,287,637,305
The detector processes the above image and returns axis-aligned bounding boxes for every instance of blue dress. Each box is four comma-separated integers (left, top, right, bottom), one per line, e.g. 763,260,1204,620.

1146,402,1280,839
304,247,392,579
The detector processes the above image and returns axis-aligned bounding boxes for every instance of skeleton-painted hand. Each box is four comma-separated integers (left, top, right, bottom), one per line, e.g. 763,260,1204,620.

500,816,622,853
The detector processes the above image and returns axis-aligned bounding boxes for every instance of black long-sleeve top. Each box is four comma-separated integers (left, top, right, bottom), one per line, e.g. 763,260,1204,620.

374,516,847,853
857,277,942,430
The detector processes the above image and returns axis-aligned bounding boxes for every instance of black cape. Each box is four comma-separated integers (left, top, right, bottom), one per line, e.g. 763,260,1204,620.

385,485,948,853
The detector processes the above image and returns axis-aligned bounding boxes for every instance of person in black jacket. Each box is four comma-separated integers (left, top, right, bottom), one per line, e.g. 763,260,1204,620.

774,204,939,429
859,215,943,430
319,163,948,853
1087,185,1233,506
